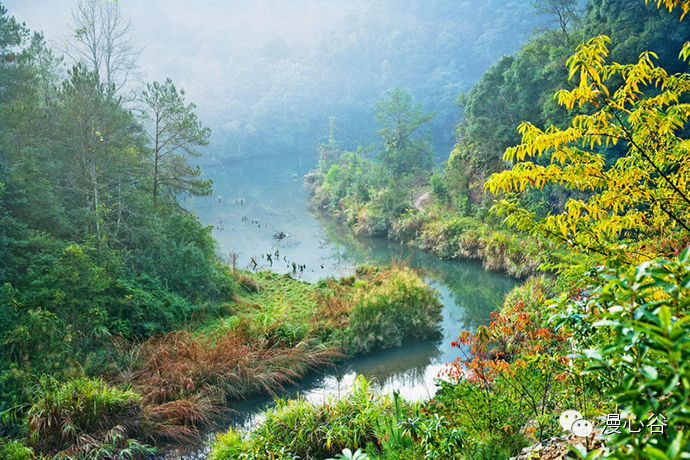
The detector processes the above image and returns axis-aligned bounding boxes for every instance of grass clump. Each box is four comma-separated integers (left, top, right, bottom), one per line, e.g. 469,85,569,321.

347,266,442,354
209,376,388,460
27,376,155,459
0,438,36,460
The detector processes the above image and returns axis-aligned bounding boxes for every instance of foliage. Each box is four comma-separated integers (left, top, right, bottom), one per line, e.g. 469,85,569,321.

555,251,690,459
308,90,435,237
648,0,690,19
0,438,36,460
0,4,231,454
486,34,690,263
435,275,572,454
27,376,155,458
209,376,386,460
445,0,690,218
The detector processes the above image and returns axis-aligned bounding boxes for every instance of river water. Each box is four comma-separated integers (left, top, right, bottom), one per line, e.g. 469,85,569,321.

179,154,517,457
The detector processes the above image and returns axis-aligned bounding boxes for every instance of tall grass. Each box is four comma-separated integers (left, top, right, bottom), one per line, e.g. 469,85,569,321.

347,265,442,354
209,376,389,460
208,376,465,460
26,376,154,459
127,327,340,443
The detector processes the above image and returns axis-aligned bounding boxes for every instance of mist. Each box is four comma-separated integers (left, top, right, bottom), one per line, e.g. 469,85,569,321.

5,0,541,161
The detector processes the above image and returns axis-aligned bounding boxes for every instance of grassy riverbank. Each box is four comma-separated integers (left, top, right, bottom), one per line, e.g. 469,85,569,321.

1,264,442,459
305,165,579,280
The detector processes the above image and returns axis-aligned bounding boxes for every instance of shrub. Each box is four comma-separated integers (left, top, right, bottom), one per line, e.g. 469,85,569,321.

347,266,442,354
559,250,690,458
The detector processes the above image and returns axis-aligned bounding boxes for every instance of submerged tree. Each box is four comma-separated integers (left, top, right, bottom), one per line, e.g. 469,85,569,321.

141,78,212,208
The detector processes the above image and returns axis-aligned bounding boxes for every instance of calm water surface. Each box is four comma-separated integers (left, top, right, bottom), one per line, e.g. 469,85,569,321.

175,155,517,458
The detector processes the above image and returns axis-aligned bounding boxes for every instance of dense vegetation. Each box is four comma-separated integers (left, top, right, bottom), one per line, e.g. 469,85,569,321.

3,0,690,458
285,0,690,458
0,2,444,457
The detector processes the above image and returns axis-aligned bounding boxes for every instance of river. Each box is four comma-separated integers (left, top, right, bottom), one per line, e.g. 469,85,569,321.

177,154,517,458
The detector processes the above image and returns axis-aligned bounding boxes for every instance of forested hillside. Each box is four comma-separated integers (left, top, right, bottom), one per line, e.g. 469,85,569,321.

7,0,546,160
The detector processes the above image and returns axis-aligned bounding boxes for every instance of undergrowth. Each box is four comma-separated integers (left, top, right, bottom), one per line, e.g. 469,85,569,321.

6,264,443,458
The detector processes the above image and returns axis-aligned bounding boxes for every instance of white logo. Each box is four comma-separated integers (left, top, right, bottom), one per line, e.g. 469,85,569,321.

571,419,594,438
559,410,593,438
559,410,583,431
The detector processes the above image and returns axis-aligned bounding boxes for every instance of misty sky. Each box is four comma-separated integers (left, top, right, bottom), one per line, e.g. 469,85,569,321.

4,0,539,157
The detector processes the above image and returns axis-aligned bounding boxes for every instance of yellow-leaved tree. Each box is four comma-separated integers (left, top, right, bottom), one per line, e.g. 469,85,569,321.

485,28,690,264
651,0,690,18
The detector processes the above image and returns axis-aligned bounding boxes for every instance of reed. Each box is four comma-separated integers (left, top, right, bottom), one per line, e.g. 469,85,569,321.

128,327,341,443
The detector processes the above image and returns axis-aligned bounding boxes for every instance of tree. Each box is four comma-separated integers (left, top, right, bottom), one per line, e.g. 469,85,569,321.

485,35,690,263
651,0,690,18
141,78,212,208
531,0,581,48
531,0,579,48
375,88,435,175
61,0,140,96
52,64,147,242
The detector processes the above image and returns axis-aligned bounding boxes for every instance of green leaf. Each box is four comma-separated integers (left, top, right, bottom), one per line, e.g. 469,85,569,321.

643,446,671,460
658,306,671,331
640,366,658,381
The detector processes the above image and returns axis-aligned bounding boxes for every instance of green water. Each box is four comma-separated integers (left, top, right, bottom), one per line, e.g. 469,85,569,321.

180,154,517,456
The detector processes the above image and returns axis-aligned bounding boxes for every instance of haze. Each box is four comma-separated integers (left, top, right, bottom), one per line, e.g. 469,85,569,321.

5,0,539,159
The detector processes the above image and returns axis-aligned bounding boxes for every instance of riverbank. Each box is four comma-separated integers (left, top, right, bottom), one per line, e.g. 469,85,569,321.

206,273,571,460
304,170,577,280
2,264,442,459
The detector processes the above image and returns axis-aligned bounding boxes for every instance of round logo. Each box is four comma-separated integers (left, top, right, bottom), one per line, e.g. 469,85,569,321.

571,419,594,438
559,410,583,431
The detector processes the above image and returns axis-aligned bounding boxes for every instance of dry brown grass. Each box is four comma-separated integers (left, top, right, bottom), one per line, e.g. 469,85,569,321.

127,327,342,443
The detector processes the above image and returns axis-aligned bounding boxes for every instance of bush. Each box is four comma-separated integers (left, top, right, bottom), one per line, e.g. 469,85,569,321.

558,250,690,458
347,266,442,354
